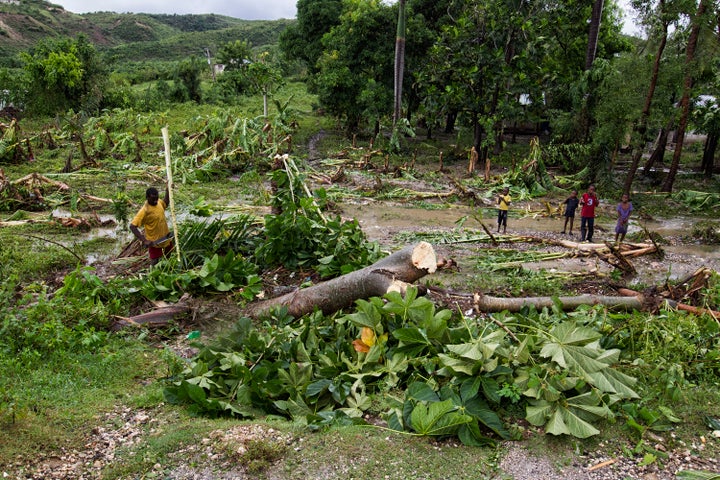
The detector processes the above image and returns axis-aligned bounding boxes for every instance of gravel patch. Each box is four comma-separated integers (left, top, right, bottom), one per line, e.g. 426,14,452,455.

4,405,718,479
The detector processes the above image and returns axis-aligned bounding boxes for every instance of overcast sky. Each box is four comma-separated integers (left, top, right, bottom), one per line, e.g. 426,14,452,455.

52,0,640,36
52,0,298,20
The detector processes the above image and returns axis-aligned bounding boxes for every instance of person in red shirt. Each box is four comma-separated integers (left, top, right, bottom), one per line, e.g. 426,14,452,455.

579,185,598,243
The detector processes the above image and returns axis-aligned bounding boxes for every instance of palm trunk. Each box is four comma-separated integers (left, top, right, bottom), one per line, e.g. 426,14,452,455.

643,121,671,174
701,129,718,178
623,12,668,195
585,0,604,70
661,0,708,192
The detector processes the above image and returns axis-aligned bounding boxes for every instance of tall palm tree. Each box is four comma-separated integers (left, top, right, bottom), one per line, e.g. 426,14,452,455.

585,0,605,70
623,0,670,195
662,0,709,192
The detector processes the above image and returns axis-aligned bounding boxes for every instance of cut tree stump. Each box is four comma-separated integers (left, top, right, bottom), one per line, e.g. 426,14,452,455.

245,242,439,319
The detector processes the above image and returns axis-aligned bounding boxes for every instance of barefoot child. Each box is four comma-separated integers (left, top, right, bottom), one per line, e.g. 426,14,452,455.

561,190,579,235
614,193,633,244
497,187,511,234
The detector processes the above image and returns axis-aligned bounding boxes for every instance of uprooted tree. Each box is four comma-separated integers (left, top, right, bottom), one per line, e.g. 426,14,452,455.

245,241,439,319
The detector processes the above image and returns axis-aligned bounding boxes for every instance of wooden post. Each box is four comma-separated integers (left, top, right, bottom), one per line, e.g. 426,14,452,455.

161,127,181,262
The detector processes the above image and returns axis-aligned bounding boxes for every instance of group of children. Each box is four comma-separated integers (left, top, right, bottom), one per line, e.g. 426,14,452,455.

497,185,633,244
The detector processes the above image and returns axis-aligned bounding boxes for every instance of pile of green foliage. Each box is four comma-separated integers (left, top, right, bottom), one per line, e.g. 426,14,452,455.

672,190,720,212
163,285,719,444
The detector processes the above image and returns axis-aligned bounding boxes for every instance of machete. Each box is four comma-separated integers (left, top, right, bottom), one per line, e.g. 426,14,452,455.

150,232,173,246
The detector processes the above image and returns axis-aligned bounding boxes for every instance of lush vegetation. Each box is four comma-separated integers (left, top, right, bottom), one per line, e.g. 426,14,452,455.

1,0,720,477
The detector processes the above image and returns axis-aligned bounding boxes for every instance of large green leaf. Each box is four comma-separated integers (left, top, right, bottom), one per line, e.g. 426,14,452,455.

345,298,383,329
463,397,511,439
526,391,611,438
458,422,497,447
587,367,639,400
445,342,485,361
410,399,472,436
436,353,477,375
274,396,313,421
383,287,435,323
306,378,332,398
540,343,608,375
538,321,637,399
545,322,602,345
392,327,430,345
406,381,440,403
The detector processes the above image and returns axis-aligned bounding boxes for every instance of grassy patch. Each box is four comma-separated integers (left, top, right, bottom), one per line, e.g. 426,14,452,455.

0,338,161,461
271,427,499,480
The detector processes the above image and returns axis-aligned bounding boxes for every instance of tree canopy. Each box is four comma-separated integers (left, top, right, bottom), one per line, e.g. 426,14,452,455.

19,34,107,115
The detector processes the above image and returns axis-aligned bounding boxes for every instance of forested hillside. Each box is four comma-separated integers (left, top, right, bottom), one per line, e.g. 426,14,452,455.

0,0,292,66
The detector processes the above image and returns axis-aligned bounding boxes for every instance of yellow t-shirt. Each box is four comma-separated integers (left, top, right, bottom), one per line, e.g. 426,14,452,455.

131,200,170,246
498,194,511,211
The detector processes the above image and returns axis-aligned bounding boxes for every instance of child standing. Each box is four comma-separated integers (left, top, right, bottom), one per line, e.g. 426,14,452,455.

497,187,511,234
614,194,633,244
561,190,579,235
579,185,599,243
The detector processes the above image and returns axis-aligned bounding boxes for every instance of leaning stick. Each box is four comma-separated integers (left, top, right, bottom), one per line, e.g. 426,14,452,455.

587,459,616,471
161,127,181,262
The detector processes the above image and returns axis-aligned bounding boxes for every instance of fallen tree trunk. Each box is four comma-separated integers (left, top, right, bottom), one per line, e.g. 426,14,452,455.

604,242,636,274
473,292,644,313
518,235,658,256
246,242,438,319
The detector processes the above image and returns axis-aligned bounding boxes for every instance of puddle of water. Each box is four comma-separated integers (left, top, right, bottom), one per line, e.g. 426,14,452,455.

343,202,630,238
342,203,474,238
341,202,720,286
640,217,696,236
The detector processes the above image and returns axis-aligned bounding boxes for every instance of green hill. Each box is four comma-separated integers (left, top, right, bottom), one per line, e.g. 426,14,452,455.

0,0,293,67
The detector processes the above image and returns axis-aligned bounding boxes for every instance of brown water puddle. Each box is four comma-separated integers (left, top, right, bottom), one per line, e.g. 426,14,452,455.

341,202,720,285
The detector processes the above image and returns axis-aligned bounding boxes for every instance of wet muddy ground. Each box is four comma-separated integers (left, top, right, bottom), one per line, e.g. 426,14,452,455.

341,199,720,290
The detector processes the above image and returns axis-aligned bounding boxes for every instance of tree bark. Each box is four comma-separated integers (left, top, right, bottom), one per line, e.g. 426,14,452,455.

624,10,668,195
661,0,708,192
643,124,670,174
474,292,642,313
585,0,605,70
701,129,718,178
245,242,438,319
444,111,457,133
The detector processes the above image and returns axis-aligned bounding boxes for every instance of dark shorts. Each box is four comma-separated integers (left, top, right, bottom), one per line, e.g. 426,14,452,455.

498,210,508,224
149,243,173,260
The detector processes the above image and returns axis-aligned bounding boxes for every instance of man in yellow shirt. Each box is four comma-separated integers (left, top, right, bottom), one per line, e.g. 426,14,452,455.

130,186,173,265
497,187,511,234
